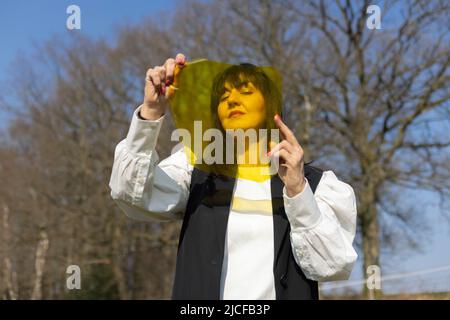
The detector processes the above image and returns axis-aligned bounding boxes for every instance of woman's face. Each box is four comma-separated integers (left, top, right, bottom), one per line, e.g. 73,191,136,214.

217,81,266,130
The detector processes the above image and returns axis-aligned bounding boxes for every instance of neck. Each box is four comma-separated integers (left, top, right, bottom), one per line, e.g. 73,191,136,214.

234,135,272,181
235,135,268,166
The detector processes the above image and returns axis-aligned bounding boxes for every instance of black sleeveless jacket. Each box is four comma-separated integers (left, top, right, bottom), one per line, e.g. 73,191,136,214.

171,164,323,300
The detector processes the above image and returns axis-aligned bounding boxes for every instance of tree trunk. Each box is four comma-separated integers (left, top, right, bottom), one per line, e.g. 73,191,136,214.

31,229,50,300
2,204,18,300
112,223,129,300
360,201,382,299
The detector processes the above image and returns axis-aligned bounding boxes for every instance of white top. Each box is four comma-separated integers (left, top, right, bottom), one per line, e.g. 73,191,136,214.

109,106,358,299
220,178,276,299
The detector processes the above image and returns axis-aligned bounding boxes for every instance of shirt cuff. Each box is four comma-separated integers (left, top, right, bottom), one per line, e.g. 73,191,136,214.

126,105,164,156
283,178,323,229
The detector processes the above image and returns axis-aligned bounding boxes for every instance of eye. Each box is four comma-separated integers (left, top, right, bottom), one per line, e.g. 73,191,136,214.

220,95,229,101
240,91,253,95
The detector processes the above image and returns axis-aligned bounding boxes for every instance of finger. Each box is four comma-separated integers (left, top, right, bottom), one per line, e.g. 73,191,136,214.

155,66,167,95
271,149,293,166
147,66,166,96
147,68,161,88
274,114,295,143
175,53,186,66
146,68,155,83
166,53,186,98
164,58,176,85
155,66,166,84
146,68,163,96
274,114,298,146
267,140,294,157
144,70,157,99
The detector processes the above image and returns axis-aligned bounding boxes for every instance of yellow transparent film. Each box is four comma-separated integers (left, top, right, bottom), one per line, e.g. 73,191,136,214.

168,59,282,181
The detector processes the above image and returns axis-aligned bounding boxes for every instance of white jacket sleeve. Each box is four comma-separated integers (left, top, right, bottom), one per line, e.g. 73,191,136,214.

283,170,358,281
109,105,192,222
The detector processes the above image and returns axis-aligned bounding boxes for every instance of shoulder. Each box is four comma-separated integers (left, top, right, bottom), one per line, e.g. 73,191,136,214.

304,164,355,200
314,169,356,206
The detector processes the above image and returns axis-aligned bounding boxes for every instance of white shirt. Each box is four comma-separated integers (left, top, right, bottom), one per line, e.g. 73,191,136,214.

109,106,358,299
221,178,276,299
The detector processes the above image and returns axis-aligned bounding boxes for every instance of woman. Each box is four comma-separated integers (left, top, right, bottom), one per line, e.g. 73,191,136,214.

109,53,358,300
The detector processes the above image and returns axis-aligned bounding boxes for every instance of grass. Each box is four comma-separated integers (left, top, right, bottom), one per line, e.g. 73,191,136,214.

321,291,450,300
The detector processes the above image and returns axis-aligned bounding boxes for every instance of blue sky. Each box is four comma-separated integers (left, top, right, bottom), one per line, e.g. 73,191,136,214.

0,0,449,295
0,0,177,125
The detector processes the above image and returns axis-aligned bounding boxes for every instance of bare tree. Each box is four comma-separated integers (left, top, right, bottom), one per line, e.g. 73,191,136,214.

162,0,450,296
0,0,448,299
1,204,18,300
0,28,181,298
284,0,449,295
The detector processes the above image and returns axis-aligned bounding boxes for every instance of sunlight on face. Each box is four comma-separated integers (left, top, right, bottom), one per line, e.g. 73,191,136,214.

217,81,266,130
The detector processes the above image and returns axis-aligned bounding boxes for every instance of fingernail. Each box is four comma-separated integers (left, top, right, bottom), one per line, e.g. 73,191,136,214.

274,114,279,120
161,86,166,95
166,79,171,86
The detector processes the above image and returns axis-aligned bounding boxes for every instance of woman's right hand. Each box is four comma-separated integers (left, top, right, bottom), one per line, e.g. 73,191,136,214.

140,53,186,120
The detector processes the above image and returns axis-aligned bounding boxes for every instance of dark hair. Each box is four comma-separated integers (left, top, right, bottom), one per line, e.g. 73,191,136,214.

205,63,282,177
210,63,282,132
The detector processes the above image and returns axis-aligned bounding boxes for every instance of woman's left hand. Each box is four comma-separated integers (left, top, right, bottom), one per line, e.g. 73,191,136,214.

268,114,306,197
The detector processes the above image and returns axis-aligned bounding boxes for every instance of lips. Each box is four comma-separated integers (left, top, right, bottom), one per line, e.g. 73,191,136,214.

228,110,246,118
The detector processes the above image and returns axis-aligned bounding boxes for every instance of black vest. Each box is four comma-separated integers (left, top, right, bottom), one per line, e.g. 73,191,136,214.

172,164,323,300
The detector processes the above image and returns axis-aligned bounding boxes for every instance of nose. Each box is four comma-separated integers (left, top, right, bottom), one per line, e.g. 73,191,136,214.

227,89,241,108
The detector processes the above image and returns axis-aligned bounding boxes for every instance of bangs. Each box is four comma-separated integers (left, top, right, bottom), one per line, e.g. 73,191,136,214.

212,64,270,98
